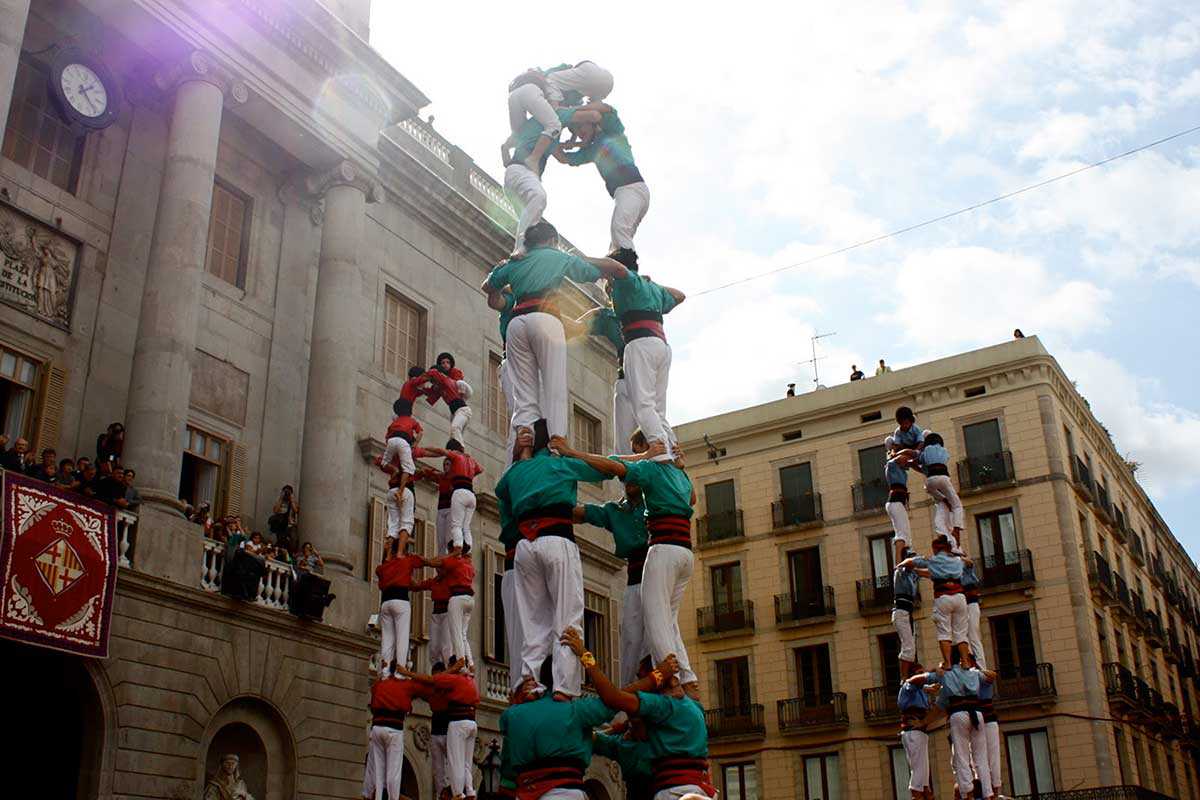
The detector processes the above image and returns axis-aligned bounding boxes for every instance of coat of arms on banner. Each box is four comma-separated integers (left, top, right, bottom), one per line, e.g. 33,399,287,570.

0,471,117,657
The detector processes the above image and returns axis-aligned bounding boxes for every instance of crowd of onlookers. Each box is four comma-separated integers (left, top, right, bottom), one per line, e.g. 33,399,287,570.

0,422,139,510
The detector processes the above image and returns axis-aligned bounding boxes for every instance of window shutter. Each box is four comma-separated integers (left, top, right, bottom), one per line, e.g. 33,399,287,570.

223,442,248,519
33,365,66,454
484,548,498,660
368,496,387,582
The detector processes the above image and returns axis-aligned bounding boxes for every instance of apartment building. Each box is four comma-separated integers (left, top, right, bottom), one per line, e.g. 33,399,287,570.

675,336,1200,800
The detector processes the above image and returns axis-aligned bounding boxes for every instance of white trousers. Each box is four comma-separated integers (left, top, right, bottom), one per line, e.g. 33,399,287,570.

386,486,414,539
892,607,916,661
448,594,475,666
932,593,969,643
378,598,412,674
448,718,478,797
546,61,614,103
430,611,450,667
508,82,561,137
653,787,707,800
642,543,695,685
436,507,453,556
506,312,568,439
612,376,636,455
501,568,526,692
610,181,650,252
542,791,587,800
382,436,415,476
361,734,375,799
432,733,448,794
886,500,911,545
901,729,931,792
968,602,986,668
369,725,404,800
514,536,585,696
949,711,991,796
503,164,547,255
926,474,965,535
623,336,675,460
986,720,1002,791
620,582,647,686
450,489,477,550
500,358,518,468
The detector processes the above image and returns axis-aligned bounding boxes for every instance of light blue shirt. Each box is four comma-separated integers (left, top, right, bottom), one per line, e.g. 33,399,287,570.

885,457,909,487
892,424,924,450
913,551,964,582
961,563,980,590
898,672,939,713
893,565,919,597
936,666,982,709
978,678,995,702
920,444,950,468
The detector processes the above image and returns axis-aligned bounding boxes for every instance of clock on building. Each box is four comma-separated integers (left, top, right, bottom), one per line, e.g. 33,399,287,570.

48,47,118,129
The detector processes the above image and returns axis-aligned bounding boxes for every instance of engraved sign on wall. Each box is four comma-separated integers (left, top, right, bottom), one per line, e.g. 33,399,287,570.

0,202,80,329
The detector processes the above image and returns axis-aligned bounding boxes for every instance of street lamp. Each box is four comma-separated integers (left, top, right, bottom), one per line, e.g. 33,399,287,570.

476,738,502,798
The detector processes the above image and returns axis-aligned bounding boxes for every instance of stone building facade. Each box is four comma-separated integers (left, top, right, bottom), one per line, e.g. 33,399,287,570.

674,337,1200,799
0,1,626,798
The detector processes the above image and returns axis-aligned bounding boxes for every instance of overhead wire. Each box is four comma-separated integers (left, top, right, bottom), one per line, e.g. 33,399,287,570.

691,123,1200,297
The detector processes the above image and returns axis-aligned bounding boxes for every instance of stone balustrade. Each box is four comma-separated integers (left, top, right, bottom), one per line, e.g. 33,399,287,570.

201,538,293,611
116,509,138,567
484,662,510,703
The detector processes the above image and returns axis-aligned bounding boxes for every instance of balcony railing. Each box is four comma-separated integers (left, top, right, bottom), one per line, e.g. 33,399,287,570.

1088,552,1116,603
862,685,901,724
1006,787,1173,800
1112,507,1128,541
956,450,1015,490
696,509,744,546
1070,455,1095,500
980,550,1035,590
852,478,889,513
1095,485,1114,522
1166,629,1181,664
697,600,755,637
778,693,849,733
1113,574,1133,617
995,663,1057,708
483,663,510,703
1131,593,1146,627
1129,533,1145,566
1145,612,1165,648
855,574,922,613
704,704,765,739
775,587,836,625
116,509,138,568
1150,555,1165,587
201,538,293,611
1103,662,1139,708
771,493,823,529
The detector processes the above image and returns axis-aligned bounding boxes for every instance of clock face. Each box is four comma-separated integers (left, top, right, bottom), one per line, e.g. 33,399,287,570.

59,63,108,118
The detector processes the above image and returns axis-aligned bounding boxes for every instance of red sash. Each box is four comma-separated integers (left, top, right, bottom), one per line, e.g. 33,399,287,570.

517,761,585,799
648,515,693,548
652,757,717,797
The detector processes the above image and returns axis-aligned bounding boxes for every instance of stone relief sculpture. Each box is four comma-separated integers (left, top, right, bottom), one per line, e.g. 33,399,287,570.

0,203,77,328
203,754,255,800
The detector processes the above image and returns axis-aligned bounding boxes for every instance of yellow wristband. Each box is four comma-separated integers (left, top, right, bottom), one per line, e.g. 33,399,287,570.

581,651,596,668
651,669,664,687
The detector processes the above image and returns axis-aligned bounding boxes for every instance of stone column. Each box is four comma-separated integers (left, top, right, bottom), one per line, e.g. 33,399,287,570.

0,0,31,144
298,161,380,573
122,52,245,508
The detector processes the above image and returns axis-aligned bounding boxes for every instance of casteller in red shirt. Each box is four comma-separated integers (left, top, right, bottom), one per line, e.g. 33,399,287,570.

440,552,475,596
369,677,429,727
376,553,425,601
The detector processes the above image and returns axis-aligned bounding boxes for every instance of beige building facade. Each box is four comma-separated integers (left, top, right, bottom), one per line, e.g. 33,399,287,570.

0,1,627,798
675,337,1200,800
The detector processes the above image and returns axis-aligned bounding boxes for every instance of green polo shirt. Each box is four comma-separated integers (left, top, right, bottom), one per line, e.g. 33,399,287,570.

563,109,643,197
588,307,625,362
511,107,576,168
485,246,602,303
622,460,694,519
497,449,608,521
611,272,677,318
583,500,648,559
593,732,653,782
499,694,614,772
497,290,515,345
636,693,708,759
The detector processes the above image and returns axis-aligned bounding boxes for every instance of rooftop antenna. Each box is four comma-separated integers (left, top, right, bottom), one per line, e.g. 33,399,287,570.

797,331,837,389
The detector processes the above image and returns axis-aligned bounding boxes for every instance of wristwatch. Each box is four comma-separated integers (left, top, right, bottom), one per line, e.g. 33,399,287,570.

581,651,597,668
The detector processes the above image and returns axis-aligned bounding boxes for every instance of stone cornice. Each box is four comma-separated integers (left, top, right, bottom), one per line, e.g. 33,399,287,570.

306,159,382,204
153,49,249,106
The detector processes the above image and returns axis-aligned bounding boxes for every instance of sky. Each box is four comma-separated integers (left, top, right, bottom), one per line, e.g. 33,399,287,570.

369,1,1200,557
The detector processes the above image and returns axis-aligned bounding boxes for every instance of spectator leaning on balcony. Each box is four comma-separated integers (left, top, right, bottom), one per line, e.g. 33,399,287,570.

0,435,29,471
268,485,299,551
225,530,268,602
121,469,141,510
78,461,99,499
28,447,57,481
58,458,79,490
290,542,335,621
74,456,91,484
96,422,124,463
93,457,126,505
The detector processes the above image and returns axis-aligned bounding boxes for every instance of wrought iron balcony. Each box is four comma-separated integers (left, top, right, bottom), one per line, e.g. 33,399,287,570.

1095,485,1114,524
704,704,765,740
696,509,744,546
994,663,1057,708
1166,629,1182,664
862,685,901,724
1128,533,1145,566
956,450,1015,491
1103,662,1139,709
1150,555,1165,587
980,550,1035,591
1070,455,1095,501
856,574,923,614
697,600,755,638
1006,787,1173,800
852,478,889,513
771,492,823,529
1087,552,1116,604
1146,612,1165,648
1131,593,1146,627
778,693,849,733
1112,507,1128,542
1113,574,1133,618
775,587,835,625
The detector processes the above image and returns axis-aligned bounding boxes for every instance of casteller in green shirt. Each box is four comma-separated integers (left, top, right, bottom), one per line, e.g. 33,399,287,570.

496,449,608,522
622,460,694,519
582,500,648,560
592,731,653,789
510,107,577,172
485,245,602,304
611,271,678,319
499,693,614,776
635,691,709,760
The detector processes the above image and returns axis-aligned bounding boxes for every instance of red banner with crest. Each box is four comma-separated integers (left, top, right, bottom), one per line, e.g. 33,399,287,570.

0,471,117,657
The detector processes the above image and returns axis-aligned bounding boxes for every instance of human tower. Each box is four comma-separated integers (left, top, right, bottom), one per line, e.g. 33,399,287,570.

363,61,709,800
